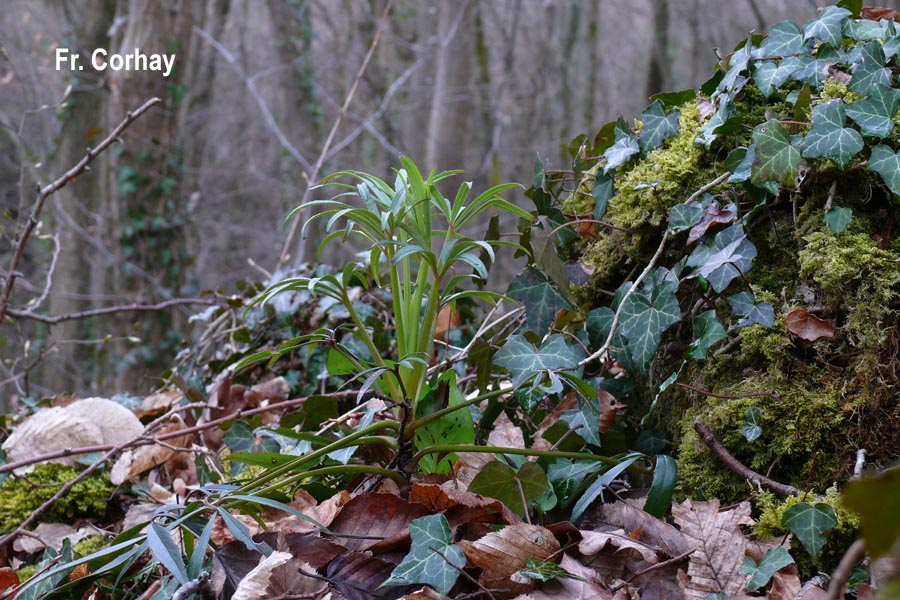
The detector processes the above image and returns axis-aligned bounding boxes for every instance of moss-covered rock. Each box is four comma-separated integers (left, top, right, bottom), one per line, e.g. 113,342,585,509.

0,464,114,533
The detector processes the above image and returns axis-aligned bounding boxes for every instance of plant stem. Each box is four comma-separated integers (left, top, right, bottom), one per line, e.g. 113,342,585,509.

407,444,638,471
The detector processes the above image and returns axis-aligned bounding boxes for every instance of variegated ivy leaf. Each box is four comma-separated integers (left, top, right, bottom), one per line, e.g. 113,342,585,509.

868,144,900,197
751,119,801,186
603,119,639,174
729,291,775,329
803,5,851,48
687,310,727,359
687,224,757,293
618,269,681,371
782,502,838,559
382,514,464,594
639,100,681,154
753,60,802,98
850,41,891,95
801,100,863,169
845,84,900,139
494,334,582,390
717,37,752,97
507,267,572,336
757,20,806,58
696,98,737,148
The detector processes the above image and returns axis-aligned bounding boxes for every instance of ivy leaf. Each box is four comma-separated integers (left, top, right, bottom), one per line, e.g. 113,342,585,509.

801,100,863,169
825,206,853,234
758,20,806,57
547,460,605,506
494,334,580,390
782,502,838,558
787,55,830,88
516,558,587,583
850,42,891,95
639,100,681,153
644,455,677,518
753,60,802,98
650,89,696,108
729,292,774,328
843,467,900,559
740,546,794,591
718,38,752,96
687,310,727,359
603,119,639,174
668,197,710,234
752,119,801,186
696,99,737,147
725,146,755,183
739,406,763,442
382,514,464,594
688,224,757,293
867,144,900,197
584,307,636,375
469,462,551,519
845,84,900,139
507,267,572,336
593,171,614,221
619,269,681,370
687,202,737,245
803,5,851,48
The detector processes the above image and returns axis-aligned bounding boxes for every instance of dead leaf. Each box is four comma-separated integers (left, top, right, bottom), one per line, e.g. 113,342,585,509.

769,564,802,600
785,308,834,341
231,552,324,600
401,588,451,600
861,7,900,22
698,98,716,120
598,389,622,434
0,568,19,597
2,397,144,467
110,415,190,485
687,202,737,245
245,377,289,406
434,305,461,340
326,551,405,600
598,501,693,558
135,388,183,419
409,484,519,527
671,499,753,600
579,528,659,563
12,523,94,554
328,493,430,552
513,554,611,600
460,524,561,597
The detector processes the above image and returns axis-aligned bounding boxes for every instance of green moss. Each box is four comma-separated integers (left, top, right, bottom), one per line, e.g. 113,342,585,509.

677,374,849,502
16,564,36,582
73,534,108,557
821,77,864,103
754,485,859,574
0,464,114,533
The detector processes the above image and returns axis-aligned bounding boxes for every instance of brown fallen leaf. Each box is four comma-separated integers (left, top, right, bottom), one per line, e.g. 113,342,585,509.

672,499,753,600
326,551,405,600
231,552,325,600
769,564,802,600
460,524,561,598
687,202,737,245
110,415,191,485
598,501,693,558
328,493,431,552
135,388,183,419
409,483,519,527
598,389,622,434
784,308,834,341
579,528,659,563
861,6,900,22
434,305,461,340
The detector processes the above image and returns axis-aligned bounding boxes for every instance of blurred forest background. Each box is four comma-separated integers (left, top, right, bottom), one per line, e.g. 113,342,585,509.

0,0,884,402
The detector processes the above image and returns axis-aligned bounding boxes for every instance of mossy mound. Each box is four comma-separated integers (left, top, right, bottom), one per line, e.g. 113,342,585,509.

0,464,114,532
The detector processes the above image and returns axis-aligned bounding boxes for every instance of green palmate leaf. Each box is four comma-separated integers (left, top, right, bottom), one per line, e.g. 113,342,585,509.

782,502,838,558
468,461,551,519
786,54,830,88
593,171,614,221
845,84,900,138
603,119,640,174
740,546,795,591
843,467,900,559
618,269,681,371
800,100,863,169
507,267,572,336
758,20,806,57
644,455,677,518
639,100,681,153
494,334,580,390
753,60,802,98
718,37,752,96
668,198,707,234
547,459,605,506
147,523,189,585
696,99,737,148
803,5,851,49
850,41,891,95
382,514,464,594
584,306,636,375
650,89,696,108
687,310,727,359
868,144,900,197
752,119,801,186
724,147,752,183
825,206,853,234
517,559,587,583
728,292,775,328
838,0,862,17
739,406,763,442
687,224,757,293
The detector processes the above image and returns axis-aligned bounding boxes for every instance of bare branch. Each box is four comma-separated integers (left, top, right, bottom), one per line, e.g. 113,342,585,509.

8,297,220,325
0,97,162,326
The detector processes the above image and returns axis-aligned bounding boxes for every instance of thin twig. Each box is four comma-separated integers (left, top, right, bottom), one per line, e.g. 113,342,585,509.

0,97,161,326
676,382,780,401
279,0,394,267
826,539,866,600
610,548,693,593
171,572,215,600
693,420,800,496
7,297,220,325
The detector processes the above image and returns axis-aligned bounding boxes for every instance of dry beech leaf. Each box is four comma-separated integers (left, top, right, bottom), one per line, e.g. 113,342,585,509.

2,397,143,466
535,391,579,439
687,202,737,245
598,389,622,434
111,415,190,485
409,483,519,527
12,523,94,554
135,388,183,419
672,499,753,600
245,376,289,406
460,524,560,597
328,493,430,552
861,6,900,21
598,501,693,558
769,564,802,600
326,551,403,599
401,588,451,600
434,305,461,340
231,552,325,600
784,308,834,341
579,528,659,563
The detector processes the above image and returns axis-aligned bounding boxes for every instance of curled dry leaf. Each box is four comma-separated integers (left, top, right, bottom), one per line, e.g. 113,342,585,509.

409,483,519,527
784,308,834,341
598,501,693,558
231,552,325,600
579,528,659,563
460,524,561,597
328,493,430,552
135,388,183,419
687,202,737,245
110,415,190,485
2,397,144,467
